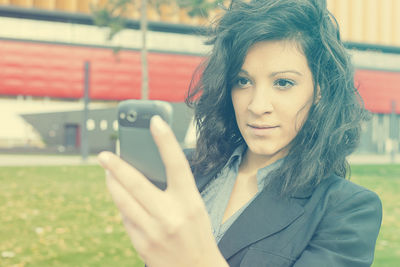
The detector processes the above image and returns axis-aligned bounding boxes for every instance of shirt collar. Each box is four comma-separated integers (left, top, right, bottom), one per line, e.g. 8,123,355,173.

224,144,285,191
224,143,246,169
256,157,284,190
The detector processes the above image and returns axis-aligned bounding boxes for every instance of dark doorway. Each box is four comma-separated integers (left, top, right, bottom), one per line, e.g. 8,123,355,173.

64,124,80,148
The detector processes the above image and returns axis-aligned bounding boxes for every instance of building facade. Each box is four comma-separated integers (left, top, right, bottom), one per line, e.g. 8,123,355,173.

0,0,399,154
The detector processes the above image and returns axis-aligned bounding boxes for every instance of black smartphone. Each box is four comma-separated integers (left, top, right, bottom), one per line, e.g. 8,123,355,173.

117,100,173,190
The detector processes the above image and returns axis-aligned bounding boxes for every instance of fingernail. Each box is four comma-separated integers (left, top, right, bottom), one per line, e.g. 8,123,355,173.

98,152,110,167
150,115,167,134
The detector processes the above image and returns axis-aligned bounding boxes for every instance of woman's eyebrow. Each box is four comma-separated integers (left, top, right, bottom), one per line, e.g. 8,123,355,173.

238,69,250,75
270,70,303,77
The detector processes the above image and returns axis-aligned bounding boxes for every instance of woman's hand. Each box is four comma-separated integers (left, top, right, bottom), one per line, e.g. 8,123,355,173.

98,116,228,267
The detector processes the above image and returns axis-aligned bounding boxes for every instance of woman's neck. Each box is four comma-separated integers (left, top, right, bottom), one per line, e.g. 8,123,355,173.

239,148,286,175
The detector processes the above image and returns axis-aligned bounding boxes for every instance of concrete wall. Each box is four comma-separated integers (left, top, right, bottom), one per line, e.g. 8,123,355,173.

21,102,194,154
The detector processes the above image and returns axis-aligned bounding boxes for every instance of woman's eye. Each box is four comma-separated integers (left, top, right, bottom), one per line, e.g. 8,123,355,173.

274,79,295,89
236,77,251,88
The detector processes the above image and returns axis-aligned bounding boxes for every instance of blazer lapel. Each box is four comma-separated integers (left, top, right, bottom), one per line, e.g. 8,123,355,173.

217,188,304,260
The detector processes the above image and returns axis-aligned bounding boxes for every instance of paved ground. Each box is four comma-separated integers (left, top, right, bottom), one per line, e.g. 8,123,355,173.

347,154,400,164
0,153,400,166
0,154,99,166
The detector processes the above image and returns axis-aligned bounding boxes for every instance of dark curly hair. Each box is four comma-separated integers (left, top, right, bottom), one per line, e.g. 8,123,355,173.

186,0,368,196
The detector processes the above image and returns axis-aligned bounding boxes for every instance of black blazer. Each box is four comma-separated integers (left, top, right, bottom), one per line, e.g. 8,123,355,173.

194,167,382,267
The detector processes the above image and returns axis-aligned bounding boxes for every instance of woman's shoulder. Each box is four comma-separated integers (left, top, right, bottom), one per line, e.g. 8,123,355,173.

309,173,382,214
287,175,382,266
320,174,379,198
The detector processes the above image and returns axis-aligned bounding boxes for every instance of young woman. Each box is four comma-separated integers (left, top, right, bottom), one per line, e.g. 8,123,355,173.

98,0,382,266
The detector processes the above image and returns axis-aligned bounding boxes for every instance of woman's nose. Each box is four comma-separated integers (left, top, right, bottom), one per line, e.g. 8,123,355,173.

247,86,274,115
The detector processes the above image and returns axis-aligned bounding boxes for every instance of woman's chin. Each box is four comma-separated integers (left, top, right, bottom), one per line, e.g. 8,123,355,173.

247,144,287,160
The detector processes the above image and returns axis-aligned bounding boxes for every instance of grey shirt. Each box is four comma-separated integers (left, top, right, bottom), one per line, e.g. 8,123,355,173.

201,145,283,243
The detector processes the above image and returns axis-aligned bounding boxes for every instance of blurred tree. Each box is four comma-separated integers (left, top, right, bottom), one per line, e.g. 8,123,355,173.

177,0,221,17
92,0,222,100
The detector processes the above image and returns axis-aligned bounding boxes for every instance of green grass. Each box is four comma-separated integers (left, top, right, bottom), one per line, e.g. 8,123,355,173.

0,166,143,267
0,164,399,266
351,165,400,267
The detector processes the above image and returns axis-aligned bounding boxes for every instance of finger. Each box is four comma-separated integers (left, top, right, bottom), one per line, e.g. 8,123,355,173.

106,172,154,231
121,217,149,262
121,215,162,264
99,151,164,215
149,116,197,193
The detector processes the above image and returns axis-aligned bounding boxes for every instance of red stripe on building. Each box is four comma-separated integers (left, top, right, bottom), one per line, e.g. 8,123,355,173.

1,40,399,113
355,69,400,114
0,40,203,102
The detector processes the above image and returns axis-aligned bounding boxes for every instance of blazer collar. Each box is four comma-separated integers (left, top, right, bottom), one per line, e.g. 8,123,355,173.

217,187,304,260
189,148,311,260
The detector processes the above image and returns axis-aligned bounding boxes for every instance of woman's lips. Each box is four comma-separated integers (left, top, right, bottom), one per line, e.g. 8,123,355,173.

248,124,279,136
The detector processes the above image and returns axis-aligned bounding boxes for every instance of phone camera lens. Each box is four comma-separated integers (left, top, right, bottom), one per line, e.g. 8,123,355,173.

126,110,138,123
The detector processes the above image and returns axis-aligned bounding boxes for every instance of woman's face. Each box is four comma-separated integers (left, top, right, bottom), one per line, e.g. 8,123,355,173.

231,40,315,163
